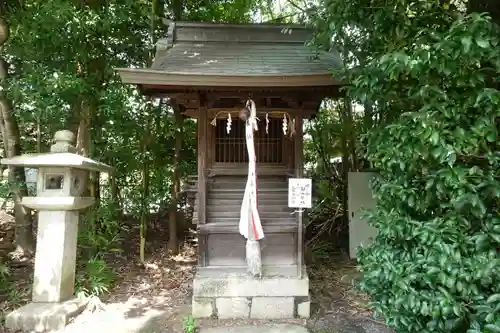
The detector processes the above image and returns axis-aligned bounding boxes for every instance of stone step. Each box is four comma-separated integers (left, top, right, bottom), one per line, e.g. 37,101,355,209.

207,198,288,206
207,204,292,213
193,215,296,224
210,187,288,193
207,210,294,219
198,221,297,234
209,182,287,190
195,197,289,206
208,175,287,183
199,325,309,333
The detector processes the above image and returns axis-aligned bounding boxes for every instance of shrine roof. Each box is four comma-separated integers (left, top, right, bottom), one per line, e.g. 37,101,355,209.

117,21,342,89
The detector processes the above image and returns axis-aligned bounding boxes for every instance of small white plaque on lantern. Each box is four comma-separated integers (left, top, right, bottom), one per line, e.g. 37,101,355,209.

288,178,312,209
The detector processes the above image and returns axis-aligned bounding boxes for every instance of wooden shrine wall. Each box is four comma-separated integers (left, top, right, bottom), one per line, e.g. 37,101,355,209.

190,93,306,273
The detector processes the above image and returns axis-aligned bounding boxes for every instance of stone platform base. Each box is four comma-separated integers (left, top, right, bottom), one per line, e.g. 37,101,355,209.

5,298,87,332
200,324,309,333
192,268,310,319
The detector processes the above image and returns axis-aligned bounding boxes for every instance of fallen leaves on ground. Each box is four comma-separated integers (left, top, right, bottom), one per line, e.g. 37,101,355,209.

309,256,372,317
0,212,379,332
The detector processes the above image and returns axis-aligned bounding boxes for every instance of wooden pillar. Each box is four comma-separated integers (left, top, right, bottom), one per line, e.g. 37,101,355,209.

197,104,208,266
294,115,304,277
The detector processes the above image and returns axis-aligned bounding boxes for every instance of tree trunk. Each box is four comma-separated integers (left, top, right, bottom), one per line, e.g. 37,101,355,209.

75,102,91,157
344,98,358,171
0,98,35,256
167,105,184,254
91,172,100,203
139,158,149,264
170,0,183,20
363,103,373,129
110,174,123,218
75,102,93,202
0,19,34,257
337,100,352,253
139,111,152,263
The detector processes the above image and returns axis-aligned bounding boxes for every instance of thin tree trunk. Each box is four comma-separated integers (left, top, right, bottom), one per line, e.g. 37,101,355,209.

139,162,149,264
139,115,151,264
75,102,92,203
340,33,358,172
167,105,183,254
364,103,373,129
170,0,183,20
345,98,358,171
0,19,8,220
36,117,42,152
0,100,7,154
110,174,123,218
91,172,100,203
337,102,350,245
75,102,90,157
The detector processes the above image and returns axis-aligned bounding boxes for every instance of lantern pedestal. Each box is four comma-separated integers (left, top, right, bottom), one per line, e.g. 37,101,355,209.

4,210,89,332
5,209,91,332
5,298,88,333
32,211,80,303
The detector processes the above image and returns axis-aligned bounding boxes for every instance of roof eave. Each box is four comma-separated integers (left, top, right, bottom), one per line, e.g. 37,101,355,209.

116,68,339,88
171,21,312,31
1,153,113,173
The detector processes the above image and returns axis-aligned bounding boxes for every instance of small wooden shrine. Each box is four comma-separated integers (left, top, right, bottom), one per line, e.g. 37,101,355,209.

118,21,341,319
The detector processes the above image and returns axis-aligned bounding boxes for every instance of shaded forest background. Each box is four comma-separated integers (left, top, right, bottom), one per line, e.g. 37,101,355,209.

0,0,498,332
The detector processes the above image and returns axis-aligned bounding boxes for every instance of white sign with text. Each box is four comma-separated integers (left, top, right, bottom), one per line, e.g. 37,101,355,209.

288,178,312,209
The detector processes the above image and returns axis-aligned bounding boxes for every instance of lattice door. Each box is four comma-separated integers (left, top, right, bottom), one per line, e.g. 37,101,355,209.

215,118,283,164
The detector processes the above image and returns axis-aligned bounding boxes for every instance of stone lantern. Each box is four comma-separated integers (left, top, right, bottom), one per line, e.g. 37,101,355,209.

1,130,113,332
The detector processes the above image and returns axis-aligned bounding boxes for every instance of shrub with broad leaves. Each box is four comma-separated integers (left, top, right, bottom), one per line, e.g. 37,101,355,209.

354,13,500,333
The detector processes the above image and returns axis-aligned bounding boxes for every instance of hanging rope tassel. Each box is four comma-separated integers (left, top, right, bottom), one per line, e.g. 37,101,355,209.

246,239,262,277
239,98,264,278
246,156,261,277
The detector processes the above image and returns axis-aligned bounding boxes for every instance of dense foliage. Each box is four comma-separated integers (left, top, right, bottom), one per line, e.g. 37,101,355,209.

312,1,500,332
361,14,500,332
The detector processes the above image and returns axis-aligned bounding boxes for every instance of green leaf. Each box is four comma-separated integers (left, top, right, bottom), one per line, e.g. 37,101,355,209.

486,132,496,142
461,36,472,52
448,151,457,166
487,294,500,304
430,132,439,145
421,301,429,315
476,37,490,48
485,324,500,333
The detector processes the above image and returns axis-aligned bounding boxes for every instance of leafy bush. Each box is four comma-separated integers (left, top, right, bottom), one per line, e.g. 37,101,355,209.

78,198,126,258
356,13,500,333
75,255,116,297
76,198,126,297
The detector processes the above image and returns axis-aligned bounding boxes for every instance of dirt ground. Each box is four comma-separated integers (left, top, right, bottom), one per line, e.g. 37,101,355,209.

0,210,392,333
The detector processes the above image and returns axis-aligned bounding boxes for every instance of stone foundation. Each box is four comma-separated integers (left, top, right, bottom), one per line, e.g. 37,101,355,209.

5,298,87,332
192,268,310,319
